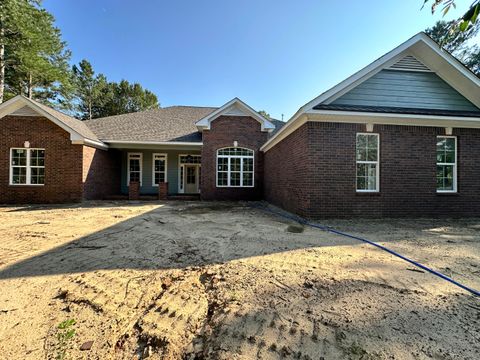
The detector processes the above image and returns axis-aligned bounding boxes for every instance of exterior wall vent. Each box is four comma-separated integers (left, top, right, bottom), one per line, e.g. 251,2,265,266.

10,105,39,117
389,55,431,72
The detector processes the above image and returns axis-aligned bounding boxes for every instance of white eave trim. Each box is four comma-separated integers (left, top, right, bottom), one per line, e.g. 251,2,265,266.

195,97,275,132
103,140,203,146
306,109,480,122
261,110,480,152
71,138,109,150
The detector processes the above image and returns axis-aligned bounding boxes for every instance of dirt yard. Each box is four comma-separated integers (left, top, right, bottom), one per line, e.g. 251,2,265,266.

0,201,479,360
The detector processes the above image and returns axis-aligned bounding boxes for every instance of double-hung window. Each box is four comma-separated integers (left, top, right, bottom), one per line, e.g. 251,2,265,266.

356,133,379,192
217,147,254,187
152,153,167,185
128,153,142,185
436,136,457,192
10,148,45,185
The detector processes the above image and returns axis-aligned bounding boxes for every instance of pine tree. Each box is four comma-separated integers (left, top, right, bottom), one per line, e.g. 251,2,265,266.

93,80,159,119
426,20,480,76
72,60,108,120
0,0,71,104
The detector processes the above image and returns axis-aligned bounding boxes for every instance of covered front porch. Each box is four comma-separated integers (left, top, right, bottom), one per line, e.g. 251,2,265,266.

109,142,202,198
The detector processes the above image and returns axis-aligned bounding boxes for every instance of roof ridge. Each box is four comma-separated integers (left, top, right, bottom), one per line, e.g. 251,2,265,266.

163,105,218,109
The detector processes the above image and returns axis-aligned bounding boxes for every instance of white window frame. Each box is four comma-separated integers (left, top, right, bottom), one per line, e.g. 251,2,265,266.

152,153,168,187
127,152,143,186
436,136,457,193
216,147,255,188
9,148,45,186
355,133,380,193
177,154,202,193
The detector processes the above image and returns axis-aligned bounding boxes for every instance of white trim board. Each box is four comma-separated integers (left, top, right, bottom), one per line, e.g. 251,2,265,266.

127,152,143,186
196,97,275,132
104,140,203,146
151,153,168,187
260,111,480,152
262,32,480,152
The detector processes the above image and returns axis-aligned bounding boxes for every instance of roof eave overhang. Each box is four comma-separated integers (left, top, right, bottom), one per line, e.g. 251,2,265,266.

71,139,109,150
260,110,480,152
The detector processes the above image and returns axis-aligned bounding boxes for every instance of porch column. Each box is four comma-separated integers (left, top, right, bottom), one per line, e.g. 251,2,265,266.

129,181,140,200
158,182,168,200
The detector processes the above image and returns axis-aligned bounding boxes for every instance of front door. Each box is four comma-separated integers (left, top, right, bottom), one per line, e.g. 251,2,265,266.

185,165,198,193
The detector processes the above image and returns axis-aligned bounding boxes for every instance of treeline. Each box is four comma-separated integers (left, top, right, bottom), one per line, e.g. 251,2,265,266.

0,0,159,120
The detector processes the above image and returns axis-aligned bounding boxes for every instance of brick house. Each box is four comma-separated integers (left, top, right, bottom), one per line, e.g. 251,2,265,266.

2,32,480,218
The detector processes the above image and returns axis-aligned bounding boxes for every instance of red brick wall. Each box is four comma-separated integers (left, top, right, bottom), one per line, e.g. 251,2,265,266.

0,115,84,203
82,146,121,200
263,124,312,217
201,115,268,200
264,122,480,218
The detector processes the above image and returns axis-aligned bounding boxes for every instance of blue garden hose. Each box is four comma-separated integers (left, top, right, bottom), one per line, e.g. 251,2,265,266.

251,203,480,298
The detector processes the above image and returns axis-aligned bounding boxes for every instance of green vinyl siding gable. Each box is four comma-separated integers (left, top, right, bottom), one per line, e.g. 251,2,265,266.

331,70,480,112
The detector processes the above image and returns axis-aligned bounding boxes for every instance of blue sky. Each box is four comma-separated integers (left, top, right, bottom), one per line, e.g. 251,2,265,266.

43,0,465,120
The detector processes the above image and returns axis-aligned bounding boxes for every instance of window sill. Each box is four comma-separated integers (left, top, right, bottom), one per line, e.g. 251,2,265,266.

9,184,45,187
436,192,459,196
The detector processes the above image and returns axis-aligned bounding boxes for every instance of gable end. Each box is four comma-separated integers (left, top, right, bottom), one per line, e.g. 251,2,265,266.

329,69,480,113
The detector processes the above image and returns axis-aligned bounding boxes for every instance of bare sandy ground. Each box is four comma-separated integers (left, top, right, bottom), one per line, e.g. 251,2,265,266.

0,201,479,360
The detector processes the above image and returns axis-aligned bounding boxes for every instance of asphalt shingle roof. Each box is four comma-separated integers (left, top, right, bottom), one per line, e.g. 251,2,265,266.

84,106,218,143
31,99,101,142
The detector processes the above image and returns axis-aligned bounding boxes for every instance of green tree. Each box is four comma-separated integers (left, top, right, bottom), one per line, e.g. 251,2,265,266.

423,1,480,31
258,110,271,119
0,0,71,104
425,20,479,53
426,20,480,75
71,59,108,120
94,80,159,119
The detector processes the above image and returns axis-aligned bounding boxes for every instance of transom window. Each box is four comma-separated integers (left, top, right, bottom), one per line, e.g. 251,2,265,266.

436,136,457,192
217,147,254,187
10,148,45,185
356,134,379,192
179,155,201,164
128,153,142,185
152,153,167,185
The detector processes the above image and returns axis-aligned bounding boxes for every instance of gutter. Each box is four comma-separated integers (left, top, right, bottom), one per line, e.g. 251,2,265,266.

72,138,109,150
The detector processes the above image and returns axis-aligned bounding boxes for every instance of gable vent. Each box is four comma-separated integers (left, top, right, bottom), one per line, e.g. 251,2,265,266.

389,55,431,72
11,105,39,117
